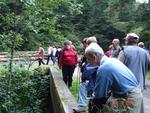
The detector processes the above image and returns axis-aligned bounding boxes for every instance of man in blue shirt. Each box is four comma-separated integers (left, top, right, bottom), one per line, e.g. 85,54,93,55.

85,43,144,113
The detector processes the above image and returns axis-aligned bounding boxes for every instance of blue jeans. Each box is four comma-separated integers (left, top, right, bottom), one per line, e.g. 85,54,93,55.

51,56,56,64
78,82,89,107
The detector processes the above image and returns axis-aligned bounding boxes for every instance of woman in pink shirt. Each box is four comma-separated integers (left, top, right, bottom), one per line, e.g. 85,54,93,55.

36,47,45,66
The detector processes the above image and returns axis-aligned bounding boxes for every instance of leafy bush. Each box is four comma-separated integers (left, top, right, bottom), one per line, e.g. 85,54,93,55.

0,66,8,76
0,66,51,113
33,65,50,76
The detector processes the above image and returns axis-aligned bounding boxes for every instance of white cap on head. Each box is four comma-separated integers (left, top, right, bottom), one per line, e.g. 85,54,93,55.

85,43,104,56
125,33,139,39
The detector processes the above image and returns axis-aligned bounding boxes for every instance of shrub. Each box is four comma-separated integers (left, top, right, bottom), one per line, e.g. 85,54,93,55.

33,65,50,76
0,66,8,76
0,66,51,113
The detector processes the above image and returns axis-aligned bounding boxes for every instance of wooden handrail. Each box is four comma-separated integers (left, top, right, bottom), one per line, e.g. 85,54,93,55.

0,51,48,62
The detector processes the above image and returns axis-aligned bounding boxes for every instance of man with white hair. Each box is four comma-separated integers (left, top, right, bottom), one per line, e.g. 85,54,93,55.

85,43,144,113
73,36,98,113
118,33,149,90
110,39,121,58
138,42,150,54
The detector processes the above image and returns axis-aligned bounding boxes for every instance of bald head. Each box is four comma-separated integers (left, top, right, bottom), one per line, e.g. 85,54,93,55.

86,36,97,45
138,42,144,48
112,39,120,47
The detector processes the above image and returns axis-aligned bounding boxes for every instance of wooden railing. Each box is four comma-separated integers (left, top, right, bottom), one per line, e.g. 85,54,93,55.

0,51,48,62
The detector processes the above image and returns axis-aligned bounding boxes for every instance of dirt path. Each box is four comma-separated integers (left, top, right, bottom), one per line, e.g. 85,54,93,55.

143,79,150,113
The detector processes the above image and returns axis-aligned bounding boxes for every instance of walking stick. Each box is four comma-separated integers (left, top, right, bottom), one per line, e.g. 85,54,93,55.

76,64,81,100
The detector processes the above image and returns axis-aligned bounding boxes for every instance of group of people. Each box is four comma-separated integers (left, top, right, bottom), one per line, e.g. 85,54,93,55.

36,46,61,66
36,33,149,113
73,33,149,113
36,41,79,89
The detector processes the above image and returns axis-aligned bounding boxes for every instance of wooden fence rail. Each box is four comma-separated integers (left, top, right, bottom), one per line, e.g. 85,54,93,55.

0,51,48,62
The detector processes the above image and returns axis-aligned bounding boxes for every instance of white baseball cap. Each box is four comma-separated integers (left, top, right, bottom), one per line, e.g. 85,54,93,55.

125,33,139,39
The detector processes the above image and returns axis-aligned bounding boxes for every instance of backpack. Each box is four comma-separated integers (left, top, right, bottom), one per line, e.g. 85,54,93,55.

60,48,77,65
62,48,77,59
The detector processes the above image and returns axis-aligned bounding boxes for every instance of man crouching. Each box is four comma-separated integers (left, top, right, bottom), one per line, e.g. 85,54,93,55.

85,43,144,113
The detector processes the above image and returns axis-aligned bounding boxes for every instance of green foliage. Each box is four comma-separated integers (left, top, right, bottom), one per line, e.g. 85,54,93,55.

0,66,51,113
70,77,79,99
0,31,23,51
33,65,50,76
147,71,150,80
0,66,8,76
70,77,88,113
0,0,84,51
0,0,150,51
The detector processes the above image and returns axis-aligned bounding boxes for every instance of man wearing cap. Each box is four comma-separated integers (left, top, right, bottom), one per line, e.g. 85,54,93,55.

85,43,144,113
118,33,149,91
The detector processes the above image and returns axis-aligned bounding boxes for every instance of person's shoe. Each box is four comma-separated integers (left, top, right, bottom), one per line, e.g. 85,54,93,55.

73,106,87,113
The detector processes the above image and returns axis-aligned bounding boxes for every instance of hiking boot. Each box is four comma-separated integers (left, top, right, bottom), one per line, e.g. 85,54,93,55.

73,106,87,113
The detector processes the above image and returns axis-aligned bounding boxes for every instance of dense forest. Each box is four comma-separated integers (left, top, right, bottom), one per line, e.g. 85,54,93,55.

0,0,150,51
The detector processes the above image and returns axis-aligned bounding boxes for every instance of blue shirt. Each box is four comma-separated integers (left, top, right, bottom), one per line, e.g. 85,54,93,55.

123,45,149,91
95,56,138,98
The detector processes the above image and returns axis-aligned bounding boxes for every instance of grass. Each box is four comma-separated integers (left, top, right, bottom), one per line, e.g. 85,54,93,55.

70,76,88,113
70,77,80,100
147,71,150,79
